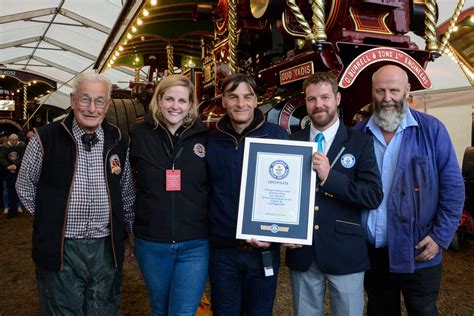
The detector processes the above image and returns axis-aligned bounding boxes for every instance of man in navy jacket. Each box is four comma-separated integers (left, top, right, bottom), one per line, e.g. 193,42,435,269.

207,73,288,315
355,65,464,315
286,72,383,315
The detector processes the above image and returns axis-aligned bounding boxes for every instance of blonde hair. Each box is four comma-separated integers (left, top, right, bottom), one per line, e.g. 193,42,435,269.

149,75,198,128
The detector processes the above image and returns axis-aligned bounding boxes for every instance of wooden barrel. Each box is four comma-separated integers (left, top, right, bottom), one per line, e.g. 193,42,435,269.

107,98,145,134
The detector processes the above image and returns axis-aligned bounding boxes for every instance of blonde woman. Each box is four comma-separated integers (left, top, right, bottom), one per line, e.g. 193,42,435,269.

130,75,209,315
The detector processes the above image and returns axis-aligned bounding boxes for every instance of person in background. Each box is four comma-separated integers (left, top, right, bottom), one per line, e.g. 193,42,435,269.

130,75,209,316
0,131,8,214
25,129,35,142
285,72,383,316
207,73,288,315
356,64,464,315
16,72,135,315
0,133,25,218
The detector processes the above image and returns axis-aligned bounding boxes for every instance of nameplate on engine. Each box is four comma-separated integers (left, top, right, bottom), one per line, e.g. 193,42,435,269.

279,61,314,85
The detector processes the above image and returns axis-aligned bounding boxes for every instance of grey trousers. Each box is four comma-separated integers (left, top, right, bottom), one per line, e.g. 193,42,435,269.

36,237,122,316
290,260,365,316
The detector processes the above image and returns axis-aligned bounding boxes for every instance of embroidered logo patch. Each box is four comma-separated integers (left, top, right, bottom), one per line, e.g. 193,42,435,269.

109,154,122,175
193,143,206,158
340,154,356,168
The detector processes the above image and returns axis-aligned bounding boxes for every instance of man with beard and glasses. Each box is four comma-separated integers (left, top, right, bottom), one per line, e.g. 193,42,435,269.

285,72,383,316
355,65,464,315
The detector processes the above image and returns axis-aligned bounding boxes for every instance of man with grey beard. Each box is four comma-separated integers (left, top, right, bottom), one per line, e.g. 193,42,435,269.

355,65,464,315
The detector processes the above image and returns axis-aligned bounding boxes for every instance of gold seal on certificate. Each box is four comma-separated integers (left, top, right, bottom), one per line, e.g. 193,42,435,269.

236,137,317,245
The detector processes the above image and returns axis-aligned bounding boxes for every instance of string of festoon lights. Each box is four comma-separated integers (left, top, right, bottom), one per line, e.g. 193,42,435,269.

445,43,474,86
106,0,158,69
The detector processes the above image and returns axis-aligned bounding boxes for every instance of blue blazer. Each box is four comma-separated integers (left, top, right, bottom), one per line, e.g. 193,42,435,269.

285,122,383,275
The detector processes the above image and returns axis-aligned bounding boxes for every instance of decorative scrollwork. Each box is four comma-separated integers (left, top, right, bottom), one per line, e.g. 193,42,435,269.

425,0,439,52
228,0,238,74
311,0,327,42
287,0,316,43
23,84,27,120
166,44,174,75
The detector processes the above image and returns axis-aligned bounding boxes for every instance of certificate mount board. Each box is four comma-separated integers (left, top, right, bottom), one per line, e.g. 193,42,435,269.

236,137,316,245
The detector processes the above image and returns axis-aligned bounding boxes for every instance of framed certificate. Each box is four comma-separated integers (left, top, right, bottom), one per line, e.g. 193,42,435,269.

236,137,317,245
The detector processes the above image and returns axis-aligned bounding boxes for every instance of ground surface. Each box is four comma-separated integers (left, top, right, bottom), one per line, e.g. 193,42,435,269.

1,212,473,315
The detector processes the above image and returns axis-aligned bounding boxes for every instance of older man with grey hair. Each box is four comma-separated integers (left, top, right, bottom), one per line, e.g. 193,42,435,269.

16,72,135,315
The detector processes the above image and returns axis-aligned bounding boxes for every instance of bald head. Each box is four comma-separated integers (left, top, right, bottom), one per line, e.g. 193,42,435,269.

372,65,409,88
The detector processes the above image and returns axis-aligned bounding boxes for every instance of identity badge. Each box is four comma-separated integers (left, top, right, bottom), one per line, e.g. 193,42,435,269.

262,251,274,277
166,169,181,191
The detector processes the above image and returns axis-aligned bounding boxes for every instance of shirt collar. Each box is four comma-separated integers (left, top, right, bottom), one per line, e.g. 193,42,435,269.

72,118,104,142
310,118,340,142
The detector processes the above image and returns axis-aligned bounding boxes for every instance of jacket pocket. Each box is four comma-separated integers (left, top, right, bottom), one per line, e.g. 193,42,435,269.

413,156,430,187
335,220,363,236
412,156,432,223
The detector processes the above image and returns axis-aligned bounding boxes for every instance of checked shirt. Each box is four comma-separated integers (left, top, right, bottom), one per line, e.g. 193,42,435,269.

16,119,135,238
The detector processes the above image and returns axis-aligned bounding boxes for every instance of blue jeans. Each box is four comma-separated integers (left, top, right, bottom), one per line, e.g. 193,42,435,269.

209,247,280,316
135,238,209,316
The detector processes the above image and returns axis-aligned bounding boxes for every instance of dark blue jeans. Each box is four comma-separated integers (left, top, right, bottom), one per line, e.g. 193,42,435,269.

209,246,280,316
135,237,209,316
5,172,18,215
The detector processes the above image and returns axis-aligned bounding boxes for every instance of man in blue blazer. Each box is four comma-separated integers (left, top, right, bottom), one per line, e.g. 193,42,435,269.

285,72,383,316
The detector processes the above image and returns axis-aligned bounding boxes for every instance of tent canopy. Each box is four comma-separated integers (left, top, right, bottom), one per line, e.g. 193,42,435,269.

0,0,145,96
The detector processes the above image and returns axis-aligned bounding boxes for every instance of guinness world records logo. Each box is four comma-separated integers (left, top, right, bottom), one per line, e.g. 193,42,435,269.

269,160,289,180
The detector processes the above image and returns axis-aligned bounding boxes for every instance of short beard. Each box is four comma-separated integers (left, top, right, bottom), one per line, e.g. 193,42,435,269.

373,99,408,132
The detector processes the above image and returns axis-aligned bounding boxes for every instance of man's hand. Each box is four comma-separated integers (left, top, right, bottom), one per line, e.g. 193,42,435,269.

125,232,135,262
312,152,330,181
415,235,440,262
7,164,16,171
282,243,303,249
246,238,271,249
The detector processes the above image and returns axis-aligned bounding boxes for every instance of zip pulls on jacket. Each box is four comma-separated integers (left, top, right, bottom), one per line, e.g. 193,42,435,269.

164,144,184,243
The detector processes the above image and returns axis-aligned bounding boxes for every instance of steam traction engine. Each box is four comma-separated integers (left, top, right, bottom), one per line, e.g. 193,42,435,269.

199,0,450,132
94,0,462,133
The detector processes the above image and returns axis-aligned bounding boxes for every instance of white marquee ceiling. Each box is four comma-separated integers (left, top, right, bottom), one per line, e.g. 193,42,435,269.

0,0,144,97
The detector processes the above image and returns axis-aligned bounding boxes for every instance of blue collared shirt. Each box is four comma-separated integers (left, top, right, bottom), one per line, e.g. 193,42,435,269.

365,110,418,247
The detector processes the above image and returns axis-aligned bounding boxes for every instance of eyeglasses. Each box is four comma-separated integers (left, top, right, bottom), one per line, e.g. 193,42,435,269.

75,95,109,108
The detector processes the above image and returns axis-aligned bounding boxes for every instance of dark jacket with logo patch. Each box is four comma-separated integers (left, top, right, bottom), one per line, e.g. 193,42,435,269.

33,113,129,271
130,113,209,242
286,122,383,275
